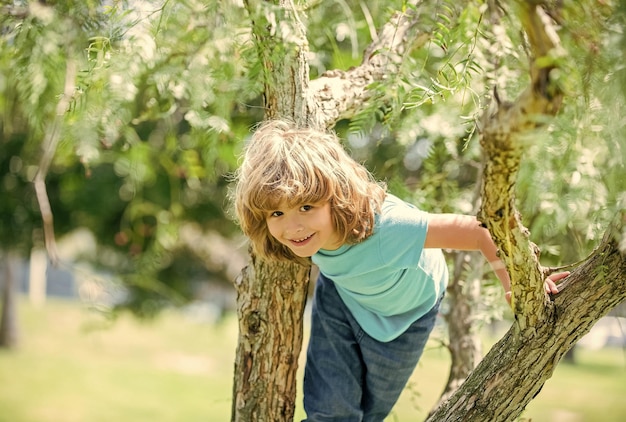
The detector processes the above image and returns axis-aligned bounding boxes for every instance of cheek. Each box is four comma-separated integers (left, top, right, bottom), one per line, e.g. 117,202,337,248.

319,212,334,231
266,220,280,239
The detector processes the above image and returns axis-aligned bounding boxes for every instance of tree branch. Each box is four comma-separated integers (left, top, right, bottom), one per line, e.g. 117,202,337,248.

477,2,564,328
33,56,77,266
308,1,430,129
427,215,626,422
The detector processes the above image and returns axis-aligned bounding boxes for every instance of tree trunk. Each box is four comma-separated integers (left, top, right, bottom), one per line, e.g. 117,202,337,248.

29,247,47,307
231,255,311,421
232,3,313,421
426,226,626,422
0,251,20,349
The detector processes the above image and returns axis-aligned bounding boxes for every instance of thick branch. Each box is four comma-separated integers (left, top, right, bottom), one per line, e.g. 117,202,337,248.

427,218,626,422
308,1,429,129
477,2,564,328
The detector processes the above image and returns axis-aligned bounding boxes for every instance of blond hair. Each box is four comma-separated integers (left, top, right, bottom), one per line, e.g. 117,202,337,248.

233,120,386,262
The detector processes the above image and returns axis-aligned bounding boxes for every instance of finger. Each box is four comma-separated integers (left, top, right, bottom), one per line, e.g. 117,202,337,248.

547,271,570,282
544,279,559,294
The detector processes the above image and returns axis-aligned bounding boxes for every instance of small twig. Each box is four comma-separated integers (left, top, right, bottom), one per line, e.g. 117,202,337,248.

33,56,77,266
542,244,601,276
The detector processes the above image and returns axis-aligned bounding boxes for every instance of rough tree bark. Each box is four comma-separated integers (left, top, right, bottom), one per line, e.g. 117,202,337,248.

427,3,626,421
231,2,313,420
232,256,311,420
231,1,626,421
426,219,626,422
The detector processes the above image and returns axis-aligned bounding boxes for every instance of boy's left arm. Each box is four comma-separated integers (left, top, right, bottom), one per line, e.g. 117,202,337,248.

424,213,568,303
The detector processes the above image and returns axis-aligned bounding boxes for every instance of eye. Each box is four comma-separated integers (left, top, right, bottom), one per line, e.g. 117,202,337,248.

269,210,283,218
300,205,313,212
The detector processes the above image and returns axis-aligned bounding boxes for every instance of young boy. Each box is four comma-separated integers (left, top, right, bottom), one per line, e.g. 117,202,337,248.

233,120,565,421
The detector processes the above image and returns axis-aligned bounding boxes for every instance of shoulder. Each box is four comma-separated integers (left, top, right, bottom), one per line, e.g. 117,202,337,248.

372,194,429,263
379,194,428,228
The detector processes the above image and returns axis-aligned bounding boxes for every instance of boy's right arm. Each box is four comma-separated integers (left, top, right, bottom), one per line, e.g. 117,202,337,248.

424,213,567,303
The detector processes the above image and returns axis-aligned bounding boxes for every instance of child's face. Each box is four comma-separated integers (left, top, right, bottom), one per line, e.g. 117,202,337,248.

265,201,342,257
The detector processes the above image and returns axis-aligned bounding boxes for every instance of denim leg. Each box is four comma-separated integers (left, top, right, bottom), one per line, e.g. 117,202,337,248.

360,297,440,421
303,273,442,422
303,273,365,422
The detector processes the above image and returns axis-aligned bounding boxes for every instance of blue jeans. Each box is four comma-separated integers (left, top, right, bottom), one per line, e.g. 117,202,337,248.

303,273,442,422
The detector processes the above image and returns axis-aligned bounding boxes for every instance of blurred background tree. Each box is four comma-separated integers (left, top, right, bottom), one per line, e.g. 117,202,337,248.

1,0,257,328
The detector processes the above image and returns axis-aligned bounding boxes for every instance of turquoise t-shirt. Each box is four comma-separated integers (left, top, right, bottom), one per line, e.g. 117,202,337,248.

312,194,448,342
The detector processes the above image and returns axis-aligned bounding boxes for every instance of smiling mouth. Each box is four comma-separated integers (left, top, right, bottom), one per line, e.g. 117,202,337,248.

291,234,314,244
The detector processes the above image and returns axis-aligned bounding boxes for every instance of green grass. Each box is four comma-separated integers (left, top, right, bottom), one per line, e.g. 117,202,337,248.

1,298,624,421
0,298,235,422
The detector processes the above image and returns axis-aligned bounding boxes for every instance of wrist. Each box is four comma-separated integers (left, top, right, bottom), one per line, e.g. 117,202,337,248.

489,260,507,271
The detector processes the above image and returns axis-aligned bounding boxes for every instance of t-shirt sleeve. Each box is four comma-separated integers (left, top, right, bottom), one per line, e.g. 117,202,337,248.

377,201,429,269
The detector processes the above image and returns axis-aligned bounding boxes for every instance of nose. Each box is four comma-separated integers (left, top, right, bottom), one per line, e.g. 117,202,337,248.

284,215,304,235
